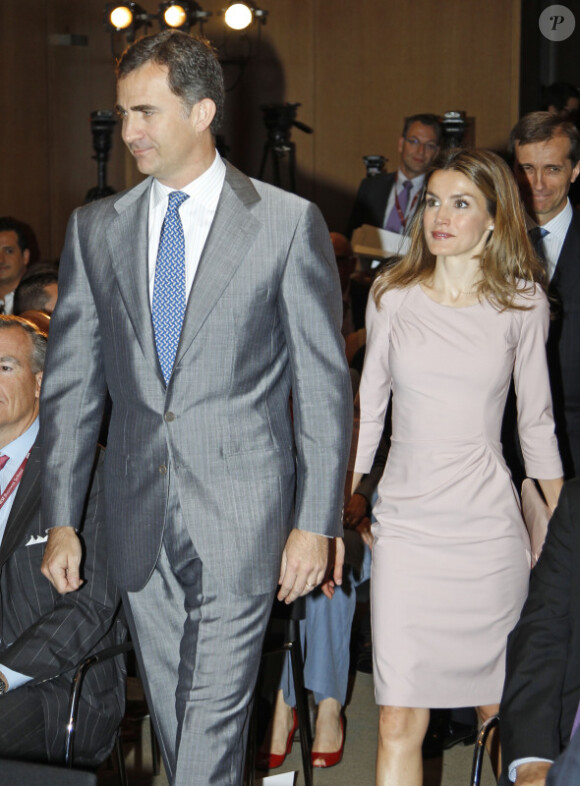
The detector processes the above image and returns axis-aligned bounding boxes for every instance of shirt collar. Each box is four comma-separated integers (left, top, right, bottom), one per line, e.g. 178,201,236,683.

0,419,38,466
151,151,226,208
397,169,425,188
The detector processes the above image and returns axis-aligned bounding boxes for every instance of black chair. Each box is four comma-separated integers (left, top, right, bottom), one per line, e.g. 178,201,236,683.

469,714,499,786
0,759,97,785
65,641,133,785
246,597,313,786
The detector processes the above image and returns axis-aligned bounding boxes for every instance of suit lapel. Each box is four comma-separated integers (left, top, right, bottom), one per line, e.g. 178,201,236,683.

174,163,261,367
551,210,580,294
107,178,162,379
0,444,41,569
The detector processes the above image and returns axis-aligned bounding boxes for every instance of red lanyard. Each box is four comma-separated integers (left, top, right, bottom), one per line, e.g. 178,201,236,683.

393,173,420,230
0,453,30,510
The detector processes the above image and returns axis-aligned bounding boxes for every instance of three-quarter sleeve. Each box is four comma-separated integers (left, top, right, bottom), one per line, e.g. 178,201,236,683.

514,289,563,479
354,289,393,473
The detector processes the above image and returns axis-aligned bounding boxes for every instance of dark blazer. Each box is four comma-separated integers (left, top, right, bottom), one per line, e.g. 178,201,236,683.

0,442,126,767
346,171,396,237
547,720,580,785
500,479,580,777
547,209,580,478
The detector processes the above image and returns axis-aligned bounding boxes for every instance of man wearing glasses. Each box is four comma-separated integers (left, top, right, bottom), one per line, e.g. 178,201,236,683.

347,113,442,237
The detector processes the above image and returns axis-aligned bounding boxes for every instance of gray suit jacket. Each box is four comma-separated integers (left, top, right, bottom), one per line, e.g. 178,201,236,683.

40,162,352,595
0,443,126,766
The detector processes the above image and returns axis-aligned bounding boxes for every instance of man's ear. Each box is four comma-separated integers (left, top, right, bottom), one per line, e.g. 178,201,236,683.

23,249,30,267
571,160,580,185
194,98,216,133
397,135,405,155
35,371,43,398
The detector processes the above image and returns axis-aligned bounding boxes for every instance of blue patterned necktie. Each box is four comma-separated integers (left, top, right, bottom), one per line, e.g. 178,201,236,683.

152,191,190,384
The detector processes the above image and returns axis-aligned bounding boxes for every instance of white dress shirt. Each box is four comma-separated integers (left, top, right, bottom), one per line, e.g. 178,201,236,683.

527,199,573,281
147,152,226,305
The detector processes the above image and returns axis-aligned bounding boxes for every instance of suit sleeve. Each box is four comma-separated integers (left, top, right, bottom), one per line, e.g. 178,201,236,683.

277,201,353,538
500,481,580,767
39,208,109,532
0,454,122,682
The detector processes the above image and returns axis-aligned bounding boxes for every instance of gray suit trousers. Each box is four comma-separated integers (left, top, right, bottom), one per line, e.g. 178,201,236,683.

122,481,276,786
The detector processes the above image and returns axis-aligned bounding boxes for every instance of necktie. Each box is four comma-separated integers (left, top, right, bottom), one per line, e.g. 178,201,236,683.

529,225,549,265
384,179,413,234
152,191,190,384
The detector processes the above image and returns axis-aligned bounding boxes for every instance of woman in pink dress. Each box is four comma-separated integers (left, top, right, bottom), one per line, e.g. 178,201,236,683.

352,149,564,785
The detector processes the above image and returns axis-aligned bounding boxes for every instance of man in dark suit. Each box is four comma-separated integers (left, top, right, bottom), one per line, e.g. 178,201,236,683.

500,479,580,785
510,113,580,479
39,31,352,786
0,316,125,767
346,113,442,237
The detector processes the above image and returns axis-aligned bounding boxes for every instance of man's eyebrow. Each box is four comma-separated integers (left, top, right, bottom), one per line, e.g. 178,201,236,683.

0,355,21,366
115,103,158,113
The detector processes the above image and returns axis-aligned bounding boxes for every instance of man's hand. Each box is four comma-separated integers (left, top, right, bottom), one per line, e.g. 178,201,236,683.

41,527,83,594
356,516,374,550
278,530,342,604
343,493,368,529
514,761,552,786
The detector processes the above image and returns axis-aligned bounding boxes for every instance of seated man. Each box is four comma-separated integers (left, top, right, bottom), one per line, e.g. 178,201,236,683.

13,270,59,316
0,316,125,767
500,479,580,785
346,113,442,238
0,218,32,314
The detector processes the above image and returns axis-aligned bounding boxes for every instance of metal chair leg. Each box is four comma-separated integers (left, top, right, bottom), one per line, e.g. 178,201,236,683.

288,618,313,786
469,714,499,786
113,733,129,786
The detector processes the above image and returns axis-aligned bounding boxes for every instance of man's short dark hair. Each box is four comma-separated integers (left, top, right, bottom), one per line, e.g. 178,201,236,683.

13,271,58,315
402,114,443,145
542,81,579,113
0,217,29,252
116,31,225,135
509,111,580,166
0,315,47,373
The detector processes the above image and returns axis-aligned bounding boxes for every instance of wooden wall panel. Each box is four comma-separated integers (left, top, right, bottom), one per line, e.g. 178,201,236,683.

0,0,521,257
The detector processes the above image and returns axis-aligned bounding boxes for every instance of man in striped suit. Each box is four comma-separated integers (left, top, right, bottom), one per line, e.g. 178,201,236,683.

0,316,125,767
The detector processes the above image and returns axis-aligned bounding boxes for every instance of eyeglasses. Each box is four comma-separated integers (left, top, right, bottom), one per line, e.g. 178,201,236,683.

404,137,439,153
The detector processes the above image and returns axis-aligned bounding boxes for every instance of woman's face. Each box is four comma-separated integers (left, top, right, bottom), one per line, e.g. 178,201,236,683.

423,170,495,263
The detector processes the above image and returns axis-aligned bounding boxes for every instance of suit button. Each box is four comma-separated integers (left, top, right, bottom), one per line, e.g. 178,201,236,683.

164,411,175,422
159,464,167,475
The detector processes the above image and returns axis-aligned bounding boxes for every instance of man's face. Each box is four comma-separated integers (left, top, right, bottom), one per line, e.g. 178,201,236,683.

398,121,440,179
117,62,210,189
42,283,58,313
0,327,41,447
0,231,29,292
514,135,580,225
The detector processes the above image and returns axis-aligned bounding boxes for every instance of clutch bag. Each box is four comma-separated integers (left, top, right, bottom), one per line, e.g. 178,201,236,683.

521,478,552,567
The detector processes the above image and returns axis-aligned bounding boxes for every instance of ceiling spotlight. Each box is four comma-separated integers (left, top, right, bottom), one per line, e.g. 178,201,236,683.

224,2,267,31
104,3,149,40
159,1,211,32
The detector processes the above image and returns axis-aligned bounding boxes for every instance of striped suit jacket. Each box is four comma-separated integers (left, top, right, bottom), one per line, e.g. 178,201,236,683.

0,440,126,767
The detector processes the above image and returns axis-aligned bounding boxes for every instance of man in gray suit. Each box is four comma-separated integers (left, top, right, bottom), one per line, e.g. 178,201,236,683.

0,316,125,767
40,31,352,786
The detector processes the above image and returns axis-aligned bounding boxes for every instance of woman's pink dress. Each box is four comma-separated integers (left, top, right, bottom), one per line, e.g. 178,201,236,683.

355,283,562,707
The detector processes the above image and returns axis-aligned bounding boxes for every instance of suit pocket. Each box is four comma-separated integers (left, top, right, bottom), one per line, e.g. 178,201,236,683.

224,447,295,478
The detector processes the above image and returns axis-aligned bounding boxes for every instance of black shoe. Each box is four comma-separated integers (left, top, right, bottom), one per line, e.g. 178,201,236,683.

441,720,478,750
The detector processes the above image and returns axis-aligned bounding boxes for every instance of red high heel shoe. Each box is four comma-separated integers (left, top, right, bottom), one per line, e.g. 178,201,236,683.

311,715,345,768
256,708,298,770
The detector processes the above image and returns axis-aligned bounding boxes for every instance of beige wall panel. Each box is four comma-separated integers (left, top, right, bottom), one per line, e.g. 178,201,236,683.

0,0,51,259
0,0,520,256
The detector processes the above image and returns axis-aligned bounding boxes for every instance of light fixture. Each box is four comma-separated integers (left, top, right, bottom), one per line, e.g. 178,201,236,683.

159,1,212,32
104,3,149,41
224,2,267,31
